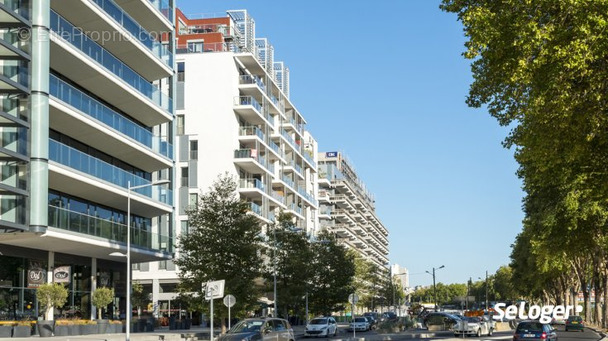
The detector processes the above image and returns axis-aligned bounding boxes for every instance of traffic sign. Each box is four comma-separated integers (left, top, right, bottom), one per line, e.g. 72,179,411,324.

203,280,225,300
223,294,236,308
348,293,359,305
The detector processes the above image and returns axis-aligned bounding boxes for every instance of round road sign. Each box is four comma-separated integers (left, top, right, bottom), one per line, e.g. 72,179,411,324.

223,294,236,308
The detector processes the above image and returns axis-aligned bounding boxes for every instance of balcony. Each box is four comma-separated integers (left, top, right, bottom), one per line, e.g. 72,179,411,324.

248,201,262,216
49,10,172,125
0,0,30,24
114,0,173,33
238,178,265,200
49,139,173,210
286,203,303,218
233,148,273,176
269,190,285,207
239,125,265,142
0,28,30,59
302,150,316,169
268,140,285,161
0,60,28,93
239,74,266,92
51,0,172,80
49,75,172,171
48,205,172,252
0,126,27,160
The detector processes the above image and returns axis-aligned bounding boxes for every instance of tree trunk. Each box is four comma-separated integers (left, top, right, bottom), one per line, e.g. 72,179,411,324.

603,273,608,329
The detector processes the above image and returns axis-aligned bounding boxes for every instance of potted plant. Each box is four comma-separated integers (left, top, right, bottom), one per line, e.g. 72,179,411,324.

36,282,68,337
91,287,114,333
131,282,151,332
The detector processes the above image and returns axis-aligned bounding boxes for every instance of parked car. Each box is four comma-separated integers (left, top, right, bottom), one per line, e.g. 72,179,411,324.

304,317,338,337
348,317,370,332
513,320,557,341
453,316,494,337
363,316,377,330
363,312,380,326
424,312,461,328
383,311,398,321
565,316,584,332
219,318,295,341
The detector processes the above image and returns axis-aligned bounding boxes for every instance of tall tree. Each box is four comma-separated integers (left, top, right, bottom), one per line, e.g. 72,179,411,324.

174,174,265,328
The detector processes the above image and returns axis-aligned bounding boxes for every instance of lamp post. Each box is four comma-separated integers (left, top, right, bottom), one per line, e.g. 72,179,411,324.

479,271,489,309
425,265,445,311
110,179,169,341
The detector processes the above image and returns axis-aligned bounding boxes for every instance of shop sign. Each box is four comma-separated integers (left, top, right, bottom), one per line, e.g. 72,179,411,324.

53,266,71,283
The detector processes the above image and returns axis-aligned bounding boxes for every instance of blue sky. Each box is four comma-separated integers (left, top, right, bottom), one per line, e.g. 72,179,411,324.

176,0,525,287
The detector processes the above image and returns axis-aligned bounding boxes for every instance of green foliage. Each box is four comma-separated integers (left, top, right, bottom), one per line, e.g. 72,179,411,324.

131,282,150,317
36,283,68,319
91,287,114,319
174,174,264,319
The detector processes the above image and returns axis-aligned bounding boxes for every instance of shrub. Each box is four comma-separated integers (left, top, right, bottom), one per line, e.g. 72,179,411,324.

92,287,114,319
36,283,68,319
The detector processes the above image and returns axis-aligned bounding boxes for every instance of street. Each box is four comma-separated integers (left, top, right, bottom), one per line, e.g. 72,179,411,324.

296,324,604,341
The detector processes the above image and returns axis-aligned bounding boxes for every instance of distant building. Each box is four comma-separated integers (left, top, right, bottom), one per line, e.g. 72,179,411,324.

317,151,389,271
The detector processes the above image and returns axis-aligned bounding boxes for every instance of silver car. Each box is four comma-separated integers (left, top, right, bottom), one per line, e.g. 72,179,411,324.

219,318,295,341
453,316,494,337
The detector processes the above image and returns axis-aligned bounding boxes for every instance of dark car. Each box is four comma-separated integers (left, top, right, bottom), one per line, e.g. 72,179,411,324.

513,321,557,341
565,316,584,332
363,316,377,330
423,312,460,328
383,311,398,321
219,318,295,341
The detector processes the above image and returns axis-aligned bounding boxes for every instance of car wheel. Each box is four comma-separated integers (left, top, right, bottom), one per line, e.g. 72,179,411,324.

565,328,568,332
476,328,481,337
488,328,493,336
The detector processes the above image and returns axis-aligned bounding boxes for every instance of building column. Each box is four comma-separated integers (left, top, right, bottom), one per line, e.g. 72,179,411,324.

152,279,160,318
29,0,50,232
91,258,97,319
45,251,54,320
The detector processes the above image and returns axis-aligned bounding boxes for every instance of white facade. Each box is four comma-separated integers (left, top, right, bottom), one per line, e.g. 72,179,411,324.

133,12,319,310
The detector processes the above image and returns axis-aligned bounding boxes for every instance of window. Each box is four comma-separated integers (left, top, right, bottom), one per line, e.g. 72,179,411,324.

188,193,198,210
187,41,204,53
176,115,185,135
180,220,189,235
177,62,185,82
190,140,198,160
180,167,188,187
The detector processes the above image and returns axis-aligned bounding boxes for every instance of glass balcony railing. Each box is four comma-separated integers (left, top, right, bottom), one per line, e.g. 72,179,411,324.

0,61,29,89
269,140,284,159
268,211,275,222
50,10,173,113
91,0,173,67
288,203,302,216
239,178,264,191
239,126,265,141
0,28,30,54
48,205,173,252
271,191,284,205
49,139,173,205
0,0,30,20
280,129,297,150
239,75,265,92
248,202,262,216
148,0,173,23
0,127,27,156
281,175,294,189
303,151,316,168
50,75,173,159
294,163,302,175
235,96,262,113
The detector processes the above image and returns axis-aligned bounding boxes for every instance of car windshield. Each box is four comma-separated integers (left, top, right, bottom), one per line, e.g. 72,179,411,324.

517,322,543,332
229,320,264,333
310,319,327,325
353,317,367,323
568,316,582,322
465,317,481,323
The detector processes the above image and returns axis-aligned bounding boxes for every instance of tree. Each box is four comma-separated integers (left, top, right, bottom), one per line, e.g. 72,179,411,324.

131,282,149,318
308,232,356,316
352,254,379,310
266,212,314,319
36,283,68,320
91,287,114,320
174,174,265,329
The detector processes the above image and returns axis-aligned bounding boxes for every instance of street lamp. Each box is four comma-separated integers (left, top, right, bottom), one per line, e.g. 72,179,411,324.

478,271,489,309
425,265,445,311
110,179,169,341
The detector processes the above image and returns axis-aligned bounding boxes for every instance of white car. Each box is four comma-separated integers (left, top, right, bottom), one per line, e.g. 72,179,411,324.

453,316,494,337
305,317,338,337
349,317,370,332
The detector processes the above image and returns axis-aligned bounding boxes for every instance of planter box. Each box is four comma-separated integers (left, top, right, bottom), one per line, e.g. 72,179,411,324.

96,319,109,334
69,324,82,336
37,320,54,337
82,324,97,335
54,325,69,337
12,325,31,337
0,325,12,337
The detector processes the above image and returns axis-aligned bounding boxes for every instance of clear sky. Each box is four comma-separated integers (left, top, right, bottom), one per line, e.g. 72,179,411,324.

176,0,525,287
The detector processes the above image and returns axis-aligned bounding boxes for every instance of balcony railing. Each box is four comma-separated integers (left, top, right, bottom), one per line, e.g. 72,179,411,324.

148,0,173,24
303,151,316,168
239,75,265,92
269,140,284,159
239,178,264,191
49,139,173,205
271,191,285,205
235,96,262,112
50,10,173,113
50,74,173,159
280,129,297,150
248,202,262,216
239,126,265,141
0,28,30,54
0,61,29,89
0,0,30,20
288,203,302,216
48,205,173,251
281,175,294,189
91,0,173,67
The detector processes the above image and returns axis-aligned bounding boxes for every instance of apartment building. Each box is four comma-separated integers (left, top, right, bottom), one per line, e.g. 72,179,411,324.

132,8,318,315
0,0,175,319
317,152,389,270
